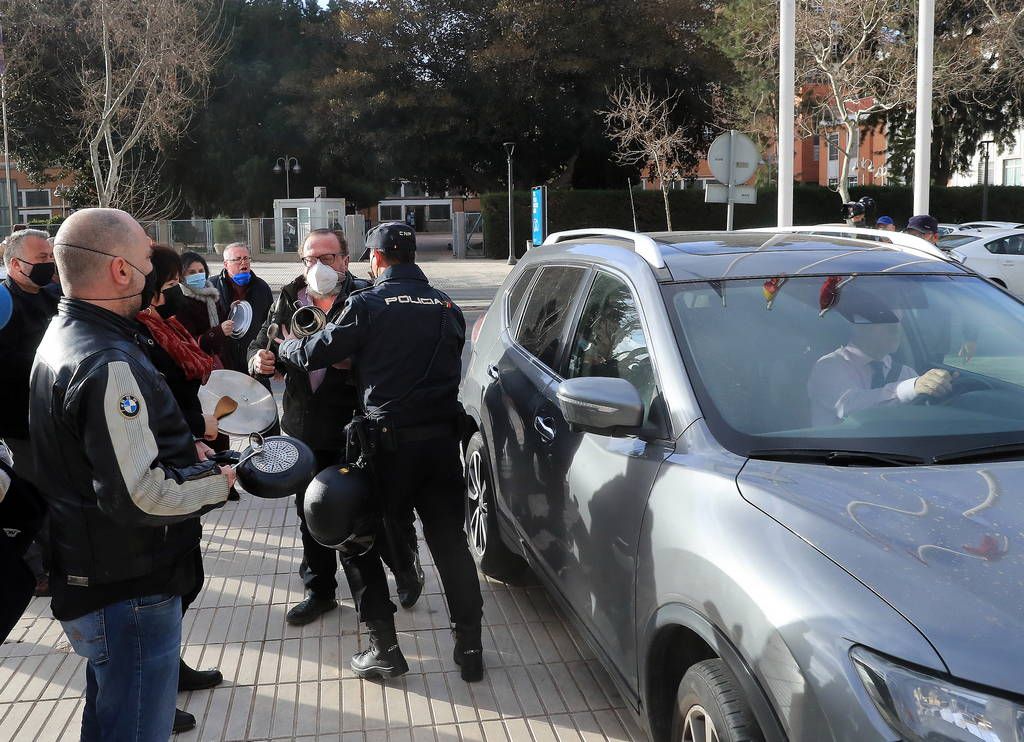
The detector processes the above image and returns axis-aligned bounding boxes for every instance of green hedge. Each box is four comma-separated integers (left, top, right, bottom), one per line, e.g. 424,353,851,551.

480,185,1024,258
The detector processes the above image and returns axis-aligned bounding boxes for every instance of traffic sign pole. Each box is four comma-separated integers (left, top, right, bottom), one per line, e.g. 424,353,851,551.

726,130,736,231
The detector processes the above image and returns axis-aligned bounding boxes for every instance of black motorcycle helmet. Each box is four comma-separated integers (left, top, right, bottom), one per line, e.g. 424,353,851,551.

303,465,379,555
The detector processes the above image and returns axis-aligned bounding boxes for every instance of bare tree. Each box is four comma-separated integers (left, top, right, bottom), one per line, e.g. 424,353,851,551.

718,0,1024,204
601,78,696,230
73,0,223,217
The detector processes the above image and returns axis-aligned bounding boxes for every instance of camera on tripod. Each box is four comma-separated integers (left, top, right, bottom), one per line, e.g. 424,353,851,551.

840,196,876,222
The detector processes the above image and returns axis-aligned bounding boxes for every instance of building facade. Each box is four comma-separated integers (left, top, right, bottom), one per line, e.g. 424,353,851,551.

1,164,75,232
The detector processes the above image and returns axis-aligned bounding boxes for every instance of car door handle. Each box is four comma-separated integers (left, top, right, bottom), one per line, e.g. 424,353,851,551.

1002,261,1015,267
486,364,500,380
534,416,556,442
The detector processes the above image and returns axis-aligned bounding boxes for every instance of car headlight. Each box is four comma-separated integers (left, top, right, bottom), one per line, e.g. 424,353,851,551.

852,646,1024,741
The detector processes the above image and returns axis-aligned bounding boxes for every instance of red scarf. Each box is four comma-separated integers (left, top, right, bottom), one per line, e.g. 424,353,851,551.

136,310,215,384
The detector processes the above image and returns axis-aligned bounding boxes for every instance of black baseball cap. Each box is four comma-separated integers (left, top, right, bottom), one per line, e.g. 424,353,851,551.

905,215,938,234
366,222,416,253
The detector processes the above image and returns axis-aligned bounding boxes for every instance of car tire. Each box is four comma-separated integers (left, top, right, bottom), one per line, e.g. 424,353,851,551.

464,432,526,582
672,659,764,742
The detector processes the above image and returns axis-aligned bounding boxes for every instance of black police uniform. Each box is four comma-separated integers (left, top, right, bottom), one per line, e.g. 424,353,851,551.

278,263,482,630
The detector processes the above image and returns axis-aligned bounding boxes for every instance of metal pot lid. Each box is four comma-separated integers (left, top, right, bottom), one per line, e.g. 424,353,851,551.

198,370,278,436
228,300,253,338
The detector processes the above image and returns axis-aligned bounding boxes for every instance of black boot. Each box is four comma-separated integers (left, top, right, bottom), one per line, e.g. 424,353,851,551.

453,624,484,682
286,592,338,626
396,553,425,610
178,657,223,692
173,707,196,733
350,619,409,679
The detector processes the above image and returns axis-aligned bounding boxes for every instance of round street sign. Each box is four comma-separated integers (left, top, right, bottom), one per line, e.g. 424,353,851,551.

707,131,760,185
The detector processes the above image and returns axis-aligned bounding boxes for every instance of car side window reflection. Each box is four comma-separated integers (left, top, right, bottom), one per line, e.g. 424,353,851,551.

515,266,586,369
567,273,659,425
505,267,537,329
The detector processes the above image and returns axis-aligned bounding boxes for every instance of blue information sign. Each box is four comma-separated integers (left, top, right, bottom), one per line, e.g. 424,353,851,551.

531,186,547,245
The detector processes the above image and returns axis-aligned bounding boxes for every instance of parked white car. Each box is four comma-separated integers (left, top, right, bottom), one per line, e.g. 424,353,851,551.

938,229,1024,294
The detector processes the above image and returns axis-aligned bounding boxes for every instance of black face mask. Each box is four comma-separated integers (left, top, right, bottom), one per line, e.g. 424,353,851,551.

155,284,184,319
139,271,160,312
19,260,57,288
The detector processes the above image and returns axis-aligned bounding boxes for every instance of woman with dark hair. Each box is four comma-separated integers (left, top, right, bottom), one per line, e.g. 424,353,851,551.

135,245,225,734
177,250,232,358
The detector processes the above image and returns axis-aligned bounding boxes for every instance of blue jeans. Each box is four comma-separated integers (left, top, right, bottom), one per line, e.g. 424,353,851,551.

61,594,182,742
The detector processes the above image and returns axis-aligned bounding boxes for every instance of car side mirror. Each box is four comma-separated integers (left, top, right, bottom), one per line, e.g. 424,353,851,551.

556,377,644,437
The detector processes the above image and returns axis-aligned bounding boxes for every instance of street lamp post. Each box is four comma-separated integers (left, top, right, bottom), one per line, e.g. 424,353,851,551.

777,0,795,227
503,142,516,265
273,155,302,199
913,0,936,215
980,139,994,220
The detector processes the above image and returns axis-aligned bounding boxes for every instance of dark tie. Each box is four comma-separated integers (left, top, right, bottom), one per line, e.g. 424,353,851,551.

868,360,886,389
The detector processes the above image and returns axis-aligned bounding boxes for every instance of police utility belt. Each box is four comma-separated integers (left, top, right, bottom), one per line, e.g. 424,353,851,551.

345,416,456,463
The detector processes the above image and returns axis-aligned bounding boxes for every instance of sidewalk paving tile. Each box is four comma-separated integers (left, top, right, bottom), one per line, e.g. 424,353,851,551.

0,475,647,741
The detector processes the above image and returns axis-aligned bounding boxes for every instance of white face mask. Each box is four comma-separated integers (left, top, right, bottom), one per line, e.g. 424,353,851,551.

306,261,339,296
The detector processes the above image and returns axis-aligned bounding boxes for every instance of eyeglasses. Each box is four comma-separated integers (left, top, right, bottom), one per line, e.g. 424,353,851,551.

225,256,251,265
300,253,343,267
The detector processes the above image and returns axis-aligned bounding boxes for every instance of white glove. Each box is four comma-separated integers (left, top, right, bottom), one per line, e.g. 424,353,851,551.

914,369,954,397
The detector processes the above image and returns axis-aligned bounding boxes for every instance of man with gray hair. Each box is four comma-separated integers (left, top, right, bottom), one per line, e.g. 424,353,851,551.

0,228,59,594
210,242,272,372
29,208,234,741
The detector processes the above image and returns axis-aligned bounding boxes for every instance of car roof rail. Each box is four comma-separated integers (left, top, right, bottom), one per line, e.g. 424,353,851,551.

542,228,666,269
743,225,947,261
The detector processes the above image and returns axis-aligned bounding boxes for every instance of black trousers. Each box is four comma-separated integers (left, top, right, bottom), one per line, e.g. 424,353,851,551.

344,435,483,627
296,449,417,598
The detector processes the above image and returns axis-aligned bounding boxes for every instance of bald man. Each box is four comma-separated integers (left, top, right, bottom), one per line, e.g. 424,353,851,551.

29,208,235,741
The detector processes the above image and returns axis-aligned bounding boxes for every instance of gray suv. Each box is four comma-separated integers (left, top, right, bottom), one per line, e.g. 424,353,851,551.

458,228,1024,742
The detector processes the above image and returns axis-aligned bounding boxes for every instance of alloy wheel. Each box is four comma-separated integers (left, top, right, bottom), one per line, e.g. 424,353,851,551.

466,448,488,555
682,705,720,742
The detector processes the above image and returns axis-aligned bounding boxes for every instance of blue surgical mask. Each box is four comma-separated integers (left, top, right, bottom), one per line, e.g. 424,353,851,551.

185,273,207,290
231,271,252,287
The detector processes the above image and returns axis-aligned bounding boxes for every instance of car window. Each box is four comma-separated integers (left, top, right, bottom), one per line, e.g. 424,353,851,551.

1007,236,1024,256
664,274,1024,461
516,265,587,369
505,267,537,328
985,238,1008,255
567,272,660,425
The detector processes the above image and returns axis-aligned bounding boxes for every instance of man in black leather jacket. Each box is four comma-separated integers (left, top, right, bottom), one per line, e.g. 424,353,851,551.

278,222,484,683
248,229,421,626
0,229,59,594
30,208,234,742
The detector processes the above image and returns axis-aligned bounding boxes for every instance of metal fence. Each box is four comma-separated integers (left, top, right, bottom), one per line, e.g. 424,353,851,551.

1,212,484,256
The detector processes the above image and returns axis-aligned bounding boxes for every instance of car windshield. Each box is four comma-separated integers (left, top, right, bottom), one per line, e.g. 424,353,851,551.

664,274,1024,461
937,234,980,249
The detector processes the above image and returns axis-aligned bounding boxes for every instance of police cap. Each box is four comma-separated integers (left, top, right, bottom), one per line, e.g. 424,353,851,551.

366,222,416,253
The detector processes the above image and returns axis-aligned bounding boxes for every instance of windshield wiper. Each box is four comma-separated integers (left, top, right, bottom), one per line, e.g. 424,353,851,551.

931,442,1024,465
747,448,925,467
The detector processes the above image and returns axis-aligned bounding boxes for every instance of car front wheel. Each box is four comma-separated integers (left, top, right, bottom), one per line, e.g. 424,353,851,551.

464,432,526,582
672,660,763,742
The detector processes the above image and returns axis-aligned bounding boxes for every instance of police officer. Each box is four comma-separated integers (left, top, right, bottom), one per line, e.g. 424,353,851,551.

278,222,484,682
248,229,423,625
